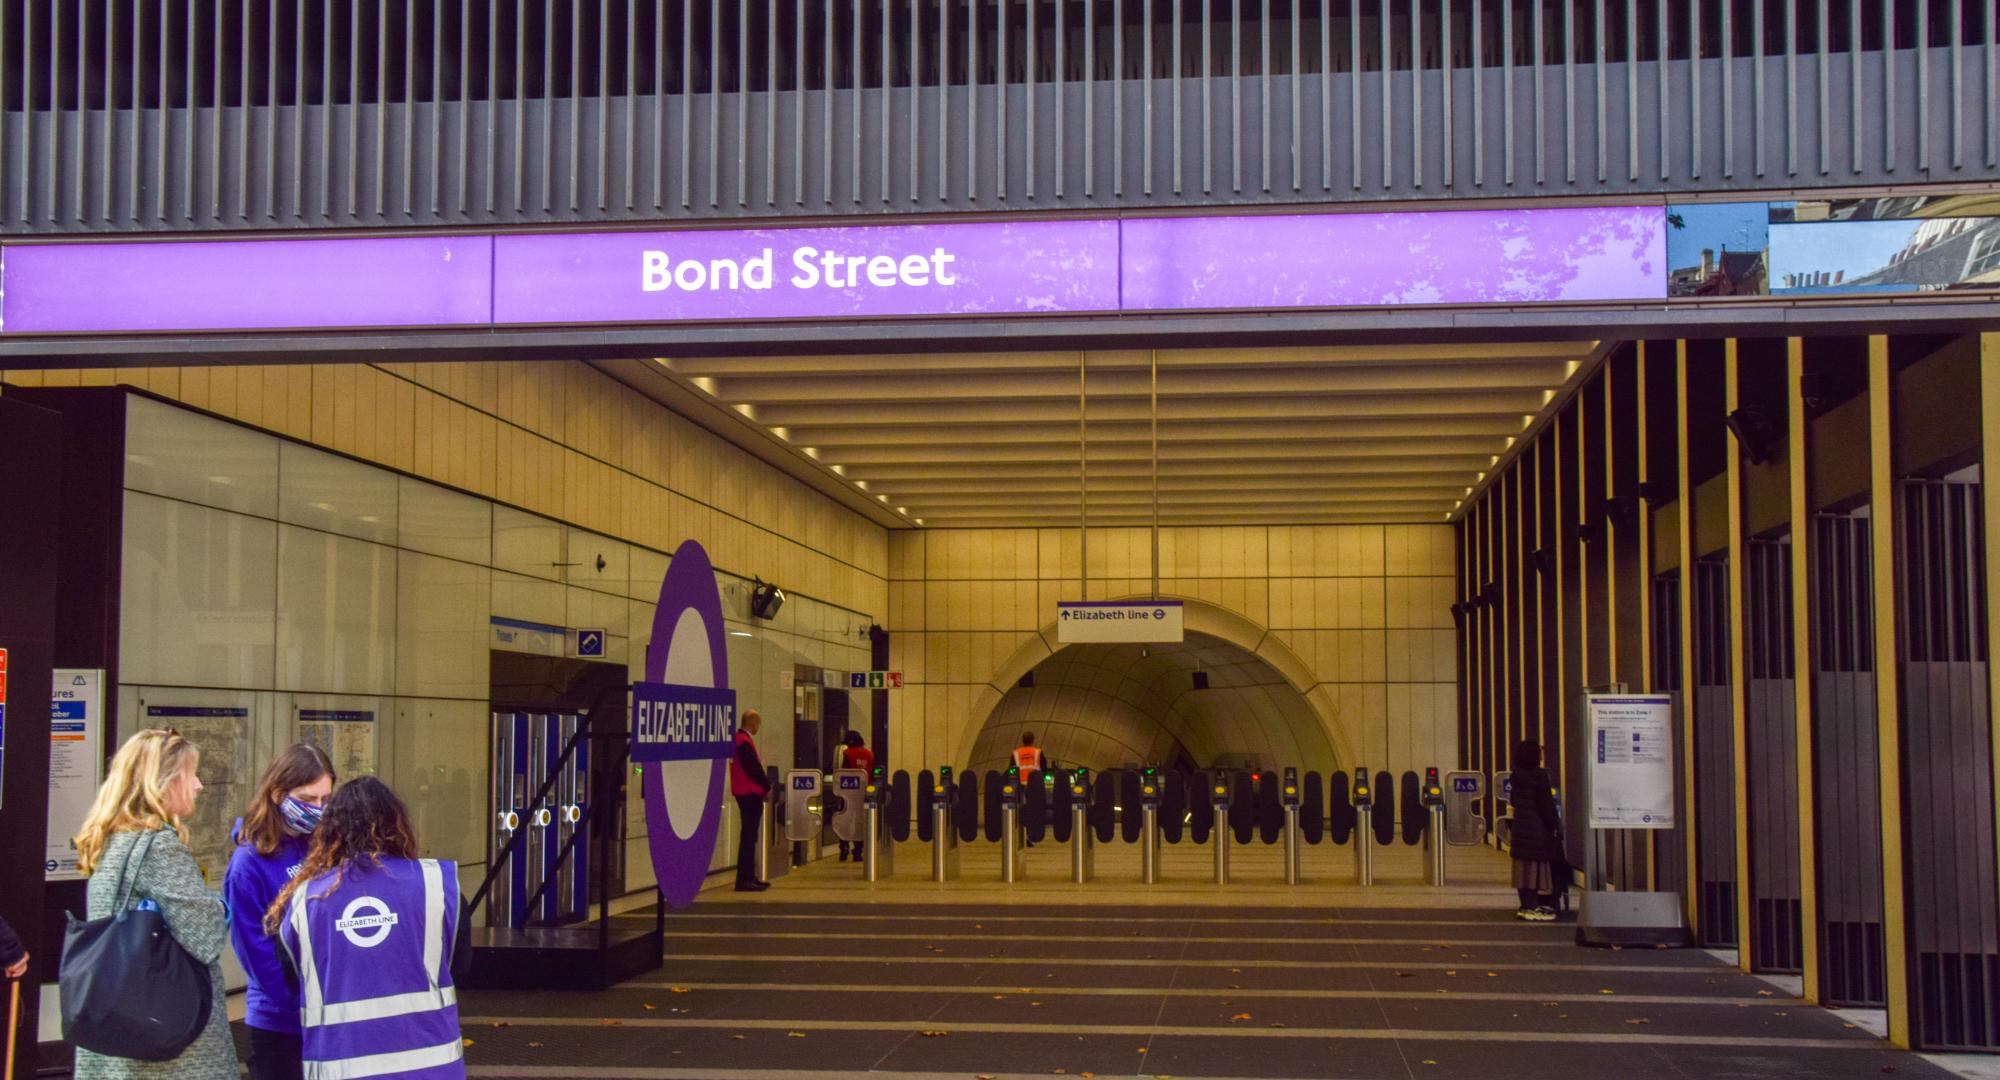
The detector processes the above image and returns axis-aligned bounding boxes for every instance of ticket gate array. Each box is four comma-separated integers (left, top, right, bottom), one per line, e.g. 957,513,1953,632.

781,762,1488,888
489,711,592,928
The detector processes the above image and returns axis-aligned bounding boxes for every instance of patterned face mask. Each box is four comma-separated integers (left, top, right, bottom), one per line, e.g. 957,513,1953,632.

280,795,325,835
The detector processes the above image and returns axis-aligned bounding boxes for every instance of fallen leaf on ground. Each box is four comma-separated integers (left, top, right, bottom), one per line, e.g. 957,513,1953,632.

787,1031,808,1038
1230,1013,1252,1021
488,1021,511,1028
642,1004,657,1011
526,1042,542,1049
730,1035,746,1041
1624,1019,1651,1025
920,1030,950,1037
461,1039,474,1048
1484,972,1498,978
1756,990,1774,997
669,986,690,993
1422,1061,1438,1066
1599,989,1616,995
598,1019,622,1027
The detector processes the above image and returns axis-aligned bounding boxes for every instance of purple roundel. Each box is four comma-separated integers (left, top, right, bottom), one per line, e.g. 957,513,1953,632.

640,540,734,909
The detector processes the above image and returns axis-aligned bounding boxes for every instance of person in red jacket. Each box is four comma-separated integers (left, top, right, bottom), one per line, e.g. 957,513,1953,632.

837,731,876,862
730,709,772,892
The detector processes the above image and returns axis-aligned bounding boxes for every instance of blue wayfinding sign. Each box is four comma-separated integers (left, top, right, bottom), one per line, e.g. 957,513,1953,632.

630,680,738,764
577,628,606,657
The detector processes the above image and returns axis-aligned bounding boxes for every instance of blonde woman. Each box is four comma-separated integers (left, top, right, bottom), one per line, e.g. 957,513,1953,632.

71,729,236,1080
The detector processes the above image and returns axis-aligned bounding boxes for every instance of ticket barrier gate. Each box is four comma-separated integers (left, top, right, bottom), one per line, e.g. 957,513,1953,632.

1352,767,1375,886
1138,773,1162,884
830,768,868,863
999,770,1025,882
1281,767,1303,885
1437,770,1489,888
785,769,825,865
1068,768,1094,884
861,769,895,882
930,769,960,882
1209,775,1233,885
490,711,592,928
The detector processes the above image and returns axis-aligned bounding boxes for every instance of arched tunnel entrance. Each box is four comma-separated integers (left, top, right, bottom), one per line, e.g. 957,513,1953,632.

965,632,1339,778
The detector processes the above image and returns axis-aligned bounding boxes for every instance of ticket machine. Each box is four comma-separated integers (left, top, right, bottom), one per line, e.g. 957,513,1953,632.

784,769,824,865
1352,767,1374,886
1281,767,1303,885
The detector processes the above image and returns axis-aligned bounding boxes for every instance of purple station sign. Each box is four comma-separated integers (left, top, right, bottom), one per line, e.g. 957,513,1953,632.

493,219,1120,324
0,235,493,334
0,205,1669,335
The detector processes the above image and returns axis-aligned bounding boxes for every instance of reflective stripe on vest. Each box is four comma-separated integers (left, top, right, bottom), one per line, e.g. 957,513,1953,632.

301,1038,464,1080
1012,746,1043,771
286,857,461,1079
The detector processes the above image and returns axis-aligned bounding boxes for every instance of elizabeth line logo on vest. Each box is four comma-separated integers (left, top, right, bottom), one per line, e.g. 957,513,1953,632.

335,897,400,948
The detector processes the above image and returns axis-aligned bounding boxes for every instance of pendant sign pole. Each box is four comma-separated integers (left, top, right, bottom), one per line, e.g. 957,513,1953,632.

1056,600,1186,645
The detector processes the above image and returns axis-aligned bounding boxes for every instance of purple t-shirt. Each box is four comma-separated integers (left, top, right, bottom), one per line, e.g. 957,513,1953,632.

224,821,312,1033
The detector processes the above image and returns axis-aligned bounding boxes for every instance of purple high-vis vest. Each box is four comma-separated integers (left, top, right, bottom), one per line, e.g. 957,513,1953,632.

278,857,464,1080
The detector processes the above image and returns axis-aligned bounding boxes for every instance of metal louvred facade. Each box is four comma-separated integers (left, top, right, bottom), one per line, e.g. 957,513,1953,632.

3,1,1999,234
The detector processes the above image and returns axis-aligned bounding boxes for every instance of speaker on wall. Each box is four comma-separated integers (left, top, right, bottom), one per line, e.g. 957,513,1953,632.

1193,671,1210,690
750,579,786,620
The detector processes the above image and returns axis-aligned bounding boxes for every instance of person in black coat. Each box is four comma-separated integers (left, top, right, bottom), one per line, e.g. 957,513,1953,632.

1507,740,1564,921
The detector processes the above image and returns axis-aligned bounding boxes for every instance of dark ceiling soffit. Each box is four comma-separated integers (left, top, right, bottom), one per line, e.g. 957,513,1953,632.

588,357,911,532
3,300,1998,369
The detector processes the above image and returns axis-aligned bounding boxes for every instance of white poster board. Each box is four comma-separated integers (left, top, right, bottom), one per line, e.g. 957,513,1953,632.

46,669,106,880
1585,694,1675,829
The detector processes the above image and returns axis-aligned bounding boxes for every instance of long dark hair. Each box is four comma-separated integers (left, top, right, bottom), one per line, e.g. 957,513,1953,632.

1512,739,1544,774
241,744,336,856
266,776,418,933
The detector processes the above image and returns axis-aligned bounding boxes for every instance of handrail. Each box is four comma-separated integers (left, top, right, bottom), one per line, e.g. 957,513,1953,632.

467,682,625,919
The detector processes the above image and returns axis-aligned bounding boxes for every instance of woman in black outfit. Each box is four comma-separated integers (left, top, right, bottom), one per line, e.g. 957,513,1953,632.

1508,740,1563,921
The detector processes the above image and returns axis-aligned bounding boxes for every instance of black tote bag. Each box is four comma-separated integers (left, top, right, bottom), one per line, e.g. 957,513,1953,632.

59,832,215,1061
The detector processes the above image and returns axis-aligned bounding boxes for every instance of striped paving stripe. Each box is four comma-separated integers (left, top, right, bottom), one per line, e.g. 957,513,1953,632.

662,929,1603,948
457,1014,1873,1050
650,952,1721,974
611,979,1791,1006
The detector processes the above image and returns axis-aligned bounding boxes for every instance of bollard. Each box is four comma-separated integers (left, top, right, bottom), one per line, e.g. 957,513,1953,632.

754,797,773,884
930,788,958,882
1283,804,1302,885
1209,778,1232,885
1425,803,1447,886
1140,804,1160,884
1354,803,1375,886
1070,793,1093,884
1001,802,1022,883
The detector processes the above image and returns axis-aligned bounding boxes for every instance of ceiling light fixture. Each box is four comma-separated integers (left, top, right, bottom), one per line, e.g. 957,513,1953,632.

770,426,791,441
802,446,819,459
691,376,718,394
830,464,846,475
856,480,870,490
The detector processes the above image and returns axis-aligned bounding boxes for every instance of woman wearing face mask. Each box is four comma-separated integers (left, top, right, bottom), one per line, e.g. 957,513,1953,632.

225,745,337,1080
72,728,234,1080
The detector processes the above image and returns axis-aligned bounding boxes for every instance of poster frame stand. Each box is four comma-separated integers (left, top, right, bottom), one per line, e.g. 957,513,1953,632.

1575,687,1694,949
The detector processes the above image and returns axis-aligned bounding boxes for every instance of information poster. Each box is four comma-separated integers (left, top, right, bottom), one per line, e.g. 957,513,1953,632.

297,709,377,779
144,704,250,882
46,669,105,880
1585,695,1675,829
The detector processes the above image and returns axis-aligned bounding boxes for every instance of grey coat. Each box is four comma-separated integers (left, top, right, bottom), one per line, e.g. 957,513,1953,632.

72,827,237,1080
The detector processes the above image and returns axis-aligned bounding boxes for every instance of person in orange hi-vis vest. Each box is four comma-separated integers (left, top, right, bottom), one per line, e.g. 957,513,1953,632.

1011,734,1050,847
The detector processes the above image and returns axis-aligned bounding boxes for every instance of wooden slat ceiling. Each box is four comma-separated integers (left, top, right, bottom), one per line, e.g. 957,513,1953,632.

636,343,1593,528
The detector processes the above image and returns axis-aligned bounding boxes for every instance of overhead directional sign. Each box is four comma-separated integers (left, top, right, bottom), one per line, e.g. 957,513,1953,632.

576,628,606,658
848,671,905,690
1056,600,1186,644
